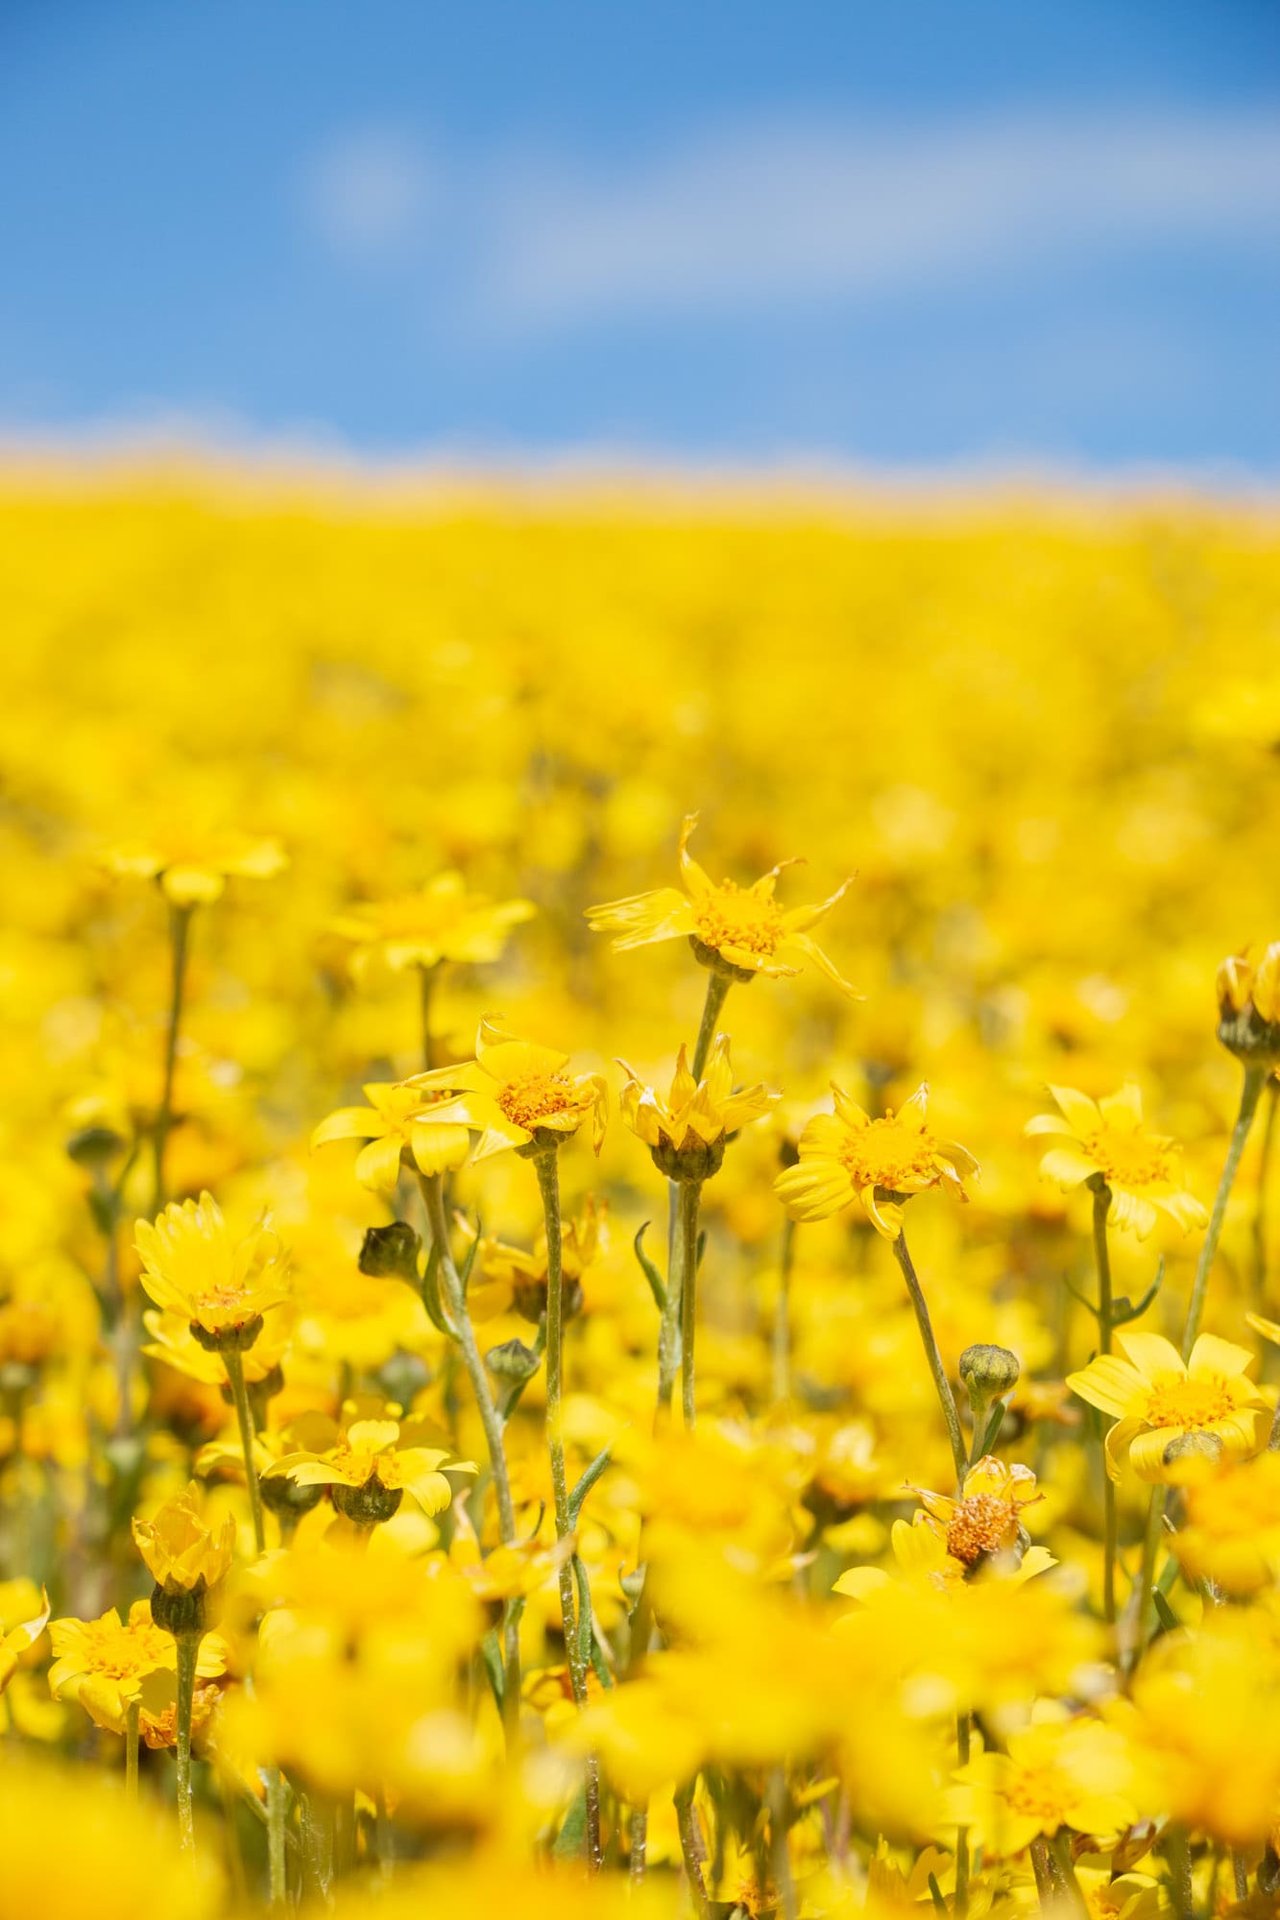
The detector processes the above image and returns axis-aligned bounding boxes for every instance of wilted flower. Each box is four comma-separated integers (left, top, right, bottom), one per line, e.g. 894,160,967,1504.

133,1485,237,1597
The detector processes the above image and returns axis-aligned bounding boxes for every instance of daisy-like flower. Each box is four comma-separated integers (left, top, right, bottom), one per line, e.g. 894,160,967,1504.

618,1034,780,1182
947,1716,1136,1857
462,1195,606,1324
914,1455,1042,1571
774,1084,977,1238
0,1590,48,1695
49,1602,225,1731
330,872,534,974
1217,943,1280,1061
311,1082,472,1193
406,1016,607,1162
142,1303,293,1388
834,1505,1055,1603
135,1191,291,1347
585,813,857,995
1068,1330,1271,1482
133,1485,237,1596
263,1402,475,1525
101,829,286,905
1025,1084,1208,1237
1173,1450,1280,1596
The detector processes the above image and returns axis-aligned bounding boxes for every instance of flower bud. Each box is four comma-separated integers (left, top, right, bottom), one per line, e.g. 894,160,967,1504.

149,1579,210,1640
358,1221,422,1282
959,1344,1021,1401
260,1474,326,1520
486,1338,542,1383
1161,1429,1224,1485
1216,945,1280,1064
190,1313,264,1354
649,1134,726,1184
331,1475,403,1527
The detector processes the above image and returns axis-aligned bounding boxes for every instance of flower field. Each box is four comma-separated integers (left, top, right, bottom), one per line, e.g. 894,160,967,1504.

2,467,1280,1918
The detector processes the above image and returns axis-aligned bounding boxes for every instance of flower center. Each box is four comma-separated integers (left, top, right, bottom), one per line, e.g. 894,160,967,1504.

1002,1767,1067,1825
1144,1373,1241,1429
1079,1128,1177,1189
945,1493,1016,1565
694,882,784,957
332,1443,394,1486
498,1069,585,1132
83,1618,167,1681
840,1115,938,1191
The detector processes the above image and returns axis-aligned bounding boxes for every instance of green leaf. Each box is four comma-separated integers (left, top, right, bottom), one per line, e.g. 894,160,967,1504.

980,1403,1006,1454
478,1627,505,1713
1112,1260,1165,1328
553,1786,589,1860
418,1241,456,1340
458,1218,483,1296
1151,1586,1180,1637
632,1223,667,1311
927,1873,948,1915
567,1446,611,1528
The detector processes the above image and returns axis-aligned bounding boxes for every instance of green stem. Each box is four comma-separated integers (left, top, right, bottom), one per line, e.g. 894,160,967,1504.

656,1211,684,1416
628,1804,648,1882
773,1216,797,1405
174,1630,200,1848
153,901,194,1212
1254,1076,1279,1311
675,1779,710,1918
691,969,731,1079
1182,1061,1267,1358
954,1714,971,1918
1166,1826,1194,1920
532,1146,603,1872
1132,1485,1168,1666
417,1173,516,1546
267,1766,288,1906
223,1346,266,1556
679,1181,703,1430
891,1228,967,1483
1091,1183,1118,1627
125,1697,140,1798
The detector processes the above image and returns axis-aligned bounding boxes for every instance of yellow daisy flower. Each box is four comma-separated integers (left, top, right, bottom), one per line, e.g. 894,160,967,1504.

330,872,534,972
101,829,285,905
49,1602,225,1731
264,1402,474,1521
585,813,856,994
133,1485,237,1595
1174,1449,1280,1596
134,1191,291,1342
774,1083,977,1238
1067,1329,1271,1482
0,1590,49,1695
1025,1084,1208,1237
406,1016,607,1161
311,1081,472,1192
618,1033,779,1180
947,1716,1136,1857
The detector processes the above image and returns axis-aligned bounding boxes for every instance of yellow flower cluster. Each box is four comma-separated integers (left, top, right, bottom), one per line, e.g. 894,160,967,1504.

0,469,1279,1918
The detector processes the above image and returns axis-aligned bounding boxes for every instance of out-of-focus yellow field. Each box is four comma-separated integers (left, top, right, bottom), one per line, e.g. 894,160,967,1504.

2,468,1280,1918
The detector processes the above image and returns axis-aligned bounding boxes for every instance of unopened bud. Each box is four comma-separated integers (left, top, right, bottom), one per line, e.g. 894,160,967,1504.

959,1344,1021,1401
331,1475,403,1527
486,1338,542,1383
358,1221,422,1282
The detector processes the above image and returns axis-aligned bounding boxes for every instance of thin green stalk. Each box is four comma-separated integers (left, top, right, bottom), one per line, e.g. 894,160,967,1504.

1254,1075,1279,1310
175,1630,200,1848
769,1771,798,1920
1132,1485,1168,1667
954,1713,971,1918
1091,1182,1118,1627
125,1697,140,1798
1049,1831,1089,1920
267,1766,288,1906
1165,1826,1194,1920
891,1228,967,1482
153,900,194,1212
417,1172,516,1546
679,1180,703,1429
532,1146,603,1871
773,1215,797,1405
628,1805,648,1882
691,969,731,1079
1183,1061,1267,1357
223,1346,266,1556
675,1779,711,1918
656,1214,684,1416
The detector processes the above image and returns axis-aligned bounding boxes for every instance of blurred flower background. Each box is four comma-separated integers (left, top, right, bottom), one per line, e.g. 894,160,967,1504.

2,5,1280,1918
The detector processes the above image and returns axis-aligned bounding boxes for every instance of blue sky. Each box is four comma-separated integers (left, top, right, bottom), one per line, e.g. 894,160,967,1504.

2,0,1278,471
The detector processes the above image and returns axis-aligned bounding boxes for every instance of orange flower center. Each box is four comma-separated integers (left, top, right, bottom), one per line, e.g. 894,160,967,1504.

945,1493,1016,1565
1143,1373,1242,1430
497,1069,587,1132
1079,1127,1177,1189
694,882,784,957
78,1616,169,1682
331,1442,395,1486
1002,1766,1067,1826
840,1114,940,1192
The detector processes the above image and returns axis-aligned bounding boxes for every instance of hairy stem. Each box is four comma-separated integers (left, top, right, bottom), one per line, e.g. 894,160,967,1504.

1183,1061,1267,1357
773,1215,797,1405
891,1228,967,1483
679,1180,703,1429
152,900,194,1212
223,1345,265,1555
1092,1183,1118,1626
691,969,731,1079
174,1629,200,1849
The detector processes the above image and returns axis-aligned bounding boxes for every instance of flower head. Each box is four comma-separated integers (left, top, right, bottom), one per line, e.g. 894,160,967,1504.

405,1016,607,1161
49,1601,225,1731
133,1485,236,1595
330,872,534,973
135,1191,290,1345
264,1400,475,1526
1026,1084,1207,1237
1217,943,1280,1059
463,1196,605,1324
311,1082,472,1192
915,1455,1042,1570
102,829,285,905
585,813,856,994
1068,1330,1271,1482
947,1716,1136,1857
774,1083,977,1237
618,1034,779,1182
0,1589,48,1695
1173,1449,1280,1596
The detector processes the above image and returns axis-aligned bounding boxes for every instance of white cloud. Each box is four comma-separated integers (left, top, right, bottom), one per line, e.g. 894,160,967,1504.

477,107,1280,326
303,127,436,256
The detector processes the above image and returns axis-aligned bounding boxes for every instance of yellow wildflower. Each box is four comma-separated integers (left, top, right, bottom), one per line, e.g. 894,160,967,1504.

1026,1084,1207,1236
914,1454,1042,1569
406,1016,607,1160
947,1716,1136,1857
133,1484,237,1595
134,1191,290,1343
311,1081,472,1191
618,1033,779,1180
775,1084,977,1237
49,1601,225,1730
330,872,534,972
264,1402,474,1521
0,1588,49,1694
1068,1330,1270,1482
1173,1448,1280,1595
102,829,285,905
585,812,856,993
